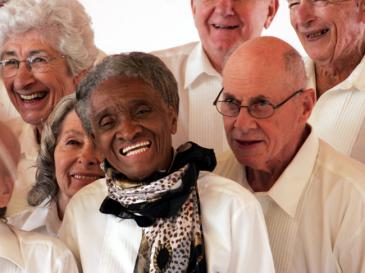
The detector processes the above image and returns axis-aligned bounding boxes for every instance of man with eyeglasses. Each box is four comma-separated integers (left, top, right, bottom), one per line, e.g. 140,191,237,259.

289,0,365,164
153,0,278,155
215,36,365,272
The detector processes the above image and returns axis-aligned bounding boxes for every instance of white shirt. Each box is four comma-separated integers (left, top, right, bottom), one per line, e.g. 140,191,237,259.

9,199,61,237
7,119,38,216
215,130,365,273
59,174,275,273
306,55,365,163
0,221,78,273
152,42,228,155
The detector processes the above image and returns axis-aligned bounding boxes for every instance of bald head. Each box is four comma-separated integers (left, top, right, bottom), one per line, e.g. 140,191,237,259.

223,36,307,94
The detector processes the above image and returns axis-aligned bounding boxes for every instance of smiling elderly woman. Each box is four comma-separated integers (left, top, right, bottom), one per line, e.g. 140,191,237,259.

9,94,104,236
0,0,99,216
59,52,275,273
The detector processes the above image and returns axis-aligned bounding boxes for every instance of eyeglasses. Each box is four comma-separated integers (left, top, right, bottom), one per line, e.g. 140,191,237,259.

213,88,304,119
288,0,351,9
0,55,65,78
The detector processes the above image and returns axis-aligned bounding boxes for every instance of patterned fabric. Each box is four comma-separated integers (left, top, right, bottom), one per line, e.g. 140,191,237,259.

101,142,215,273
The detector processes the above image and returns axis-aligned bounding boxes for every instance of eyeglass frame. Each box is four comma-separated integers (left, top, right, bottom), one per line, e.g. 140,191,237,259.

288,0,351,9
0,54,66,78
213,87,304,119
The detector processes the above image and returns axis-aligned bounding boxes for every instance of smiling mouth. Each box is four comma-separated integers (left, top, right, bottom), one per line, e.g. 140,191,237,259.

212,23,239,30
236,140,262,146
305,28,329,40
71,173,103,181
120,141,152,157
19,91,47,102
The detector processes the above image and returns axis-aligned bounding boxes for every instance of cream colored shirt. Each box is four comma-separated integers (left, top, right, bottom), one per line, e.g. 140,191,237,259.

6,119,38,216
306,55,365,163
0,222,78,273
152,42,228,155
9,199,61,237
59,174,275,273
215,131,365,273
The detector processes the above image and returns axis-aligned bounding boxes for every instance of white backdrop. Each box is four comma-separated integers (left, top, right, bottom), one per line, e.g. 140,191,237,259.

79,0,305,55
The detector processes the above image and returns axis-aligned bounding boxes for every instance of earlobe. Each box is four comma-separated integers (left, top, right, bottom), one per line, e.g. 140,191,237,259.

300,88,316,122
0,177,13,208
168,107,178,135
73,68,90,86
264,0,279,29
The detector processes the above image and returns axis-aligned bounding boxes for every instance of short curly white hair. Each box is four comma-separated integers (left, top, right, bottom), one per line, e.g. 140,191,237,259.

0,0,98,75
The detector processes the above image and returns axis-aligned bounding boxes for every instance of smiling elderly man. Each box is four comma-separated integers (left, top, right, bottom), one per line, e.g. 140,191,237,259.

215,36,365,273
288,0,365,163
153,0,278,154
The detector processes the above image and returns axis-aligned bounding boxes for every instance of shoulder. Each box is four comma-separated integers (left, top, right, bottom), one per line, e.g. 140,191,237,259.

316,140,365,199
151,41,199,60
197,171,259,212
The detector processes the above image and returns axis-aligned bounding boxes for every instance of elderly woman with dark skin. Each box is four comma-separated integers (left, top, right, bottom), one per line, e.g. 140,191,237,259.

0,121,79,273
9,94,104,236
59,52,275,273
0,0,100,216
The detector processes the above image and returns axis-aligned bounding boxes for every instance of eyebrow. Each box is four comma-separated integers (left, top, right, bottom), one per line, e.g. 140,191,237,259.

223,91,270,103
1,50,50,59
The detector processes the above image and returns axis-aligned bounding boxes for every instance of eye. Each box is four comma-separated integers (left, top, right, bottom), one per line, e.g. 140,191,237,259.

99,116,115,129
3,59,19,67
134,105,151,116
66,139,81,146
30,56,48,64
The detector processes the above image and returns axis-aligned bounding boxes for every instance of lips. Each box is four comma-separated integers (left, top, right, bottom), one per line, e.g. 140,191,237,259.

211,23,240,30
303,28,329,41
236,139,263,146
120,140,152,157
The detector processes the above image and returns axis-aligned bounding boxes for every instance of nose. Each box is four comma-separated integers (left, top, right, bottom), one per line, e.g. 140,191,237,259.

215,0,235,16
12,62,36,91
233,107,258,133
116,118,142,142
290,1,316,28
77,141,100,167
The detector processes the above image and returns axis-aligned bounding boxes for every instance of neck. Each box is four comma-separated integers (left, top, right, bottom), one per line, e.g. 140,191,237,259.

315,50,364,97
246,127,310,192
56,193,69,220
204,48,227,74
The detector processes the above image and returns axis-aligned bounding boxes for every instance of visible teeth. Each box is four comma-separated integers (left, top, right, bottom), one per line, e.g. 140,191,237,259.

20,92,46,101
122,141,150,154
126,147,148,157
213,24,239,30
306,29,329,39
72,174,99,180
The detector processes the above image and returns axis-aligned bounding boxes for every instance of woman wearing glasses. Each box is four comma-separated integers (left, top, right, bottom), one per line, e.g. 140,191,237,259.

0,0,99,216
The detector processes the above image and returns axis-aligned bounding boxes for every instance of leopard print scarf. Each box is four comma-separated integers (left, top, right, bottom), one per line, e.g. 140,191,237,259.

100,142,216,273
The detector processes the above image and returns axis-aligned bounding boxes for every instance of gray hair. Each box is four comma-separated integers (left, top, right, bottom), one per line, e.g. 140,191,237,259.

0,0,98,75
28,93,76,206
76,52,179,136
283,48,307,89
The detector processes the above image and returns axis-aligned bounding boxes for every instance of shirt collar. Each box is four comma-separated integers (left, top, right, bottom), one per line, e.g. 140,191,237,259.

266,127,319,218
306,54,365,91
0,222,25,269
185,42,221,89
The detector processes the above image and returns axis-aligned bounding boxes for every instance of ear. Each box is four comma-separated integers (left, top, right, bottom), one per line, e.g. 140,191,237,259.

0,177,13,208
299,88,316,122
168,106,178,135
264,0,279,29
73,68,90,86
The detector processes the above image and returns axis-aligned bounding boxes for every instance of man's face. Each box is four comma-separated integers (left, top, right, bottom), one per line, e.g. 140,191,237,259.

289,0,365,64
191,0,277,60
1,30,75,128
222,59,309,171
89,76,177,181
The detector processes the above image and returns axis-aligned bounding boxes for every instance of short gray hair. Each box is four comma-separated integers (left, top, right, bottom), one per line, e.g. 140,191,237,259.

28,93,76,206
0,0,98,75
76,52,179,136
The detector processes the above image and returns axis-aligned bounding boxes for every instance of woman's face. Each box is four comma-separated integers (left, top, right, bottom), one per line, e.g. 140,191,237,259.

54,110,104,201
1,30,76,129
